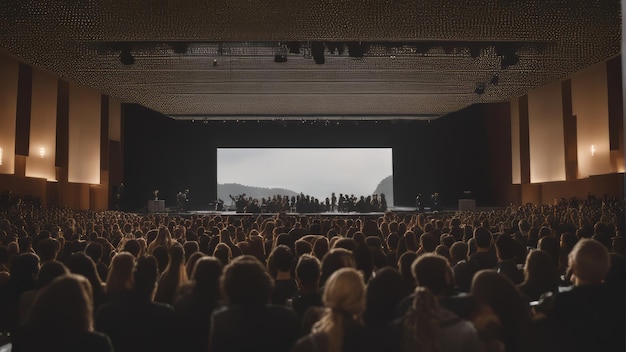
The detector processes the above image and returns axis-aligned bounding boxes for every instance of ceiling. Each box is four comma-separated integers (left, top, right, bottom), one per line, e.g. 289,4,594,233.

0,0,621,120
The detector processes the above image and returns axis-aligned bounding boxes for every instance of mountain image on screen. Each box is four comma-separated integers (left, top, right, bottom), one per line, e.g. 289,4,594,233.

373,175,393,206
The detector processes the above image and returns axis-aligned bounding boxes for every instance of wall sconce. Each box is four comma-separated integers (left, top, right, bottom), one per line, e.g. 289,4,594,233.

0,147,3,166
39,147,46,158
590,144,596,157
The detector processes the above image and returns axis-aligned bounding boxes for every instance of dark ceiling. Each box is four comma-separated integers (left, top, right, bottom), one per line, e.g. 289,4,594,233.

0,0,621,120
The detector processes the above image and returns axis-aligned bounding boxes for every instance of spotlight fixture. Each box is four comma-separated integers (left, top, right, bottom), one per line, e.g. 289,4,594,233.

119,49,135,65
475,83,485,95
311,41,325,64
274,54,287,63
212,59,218,67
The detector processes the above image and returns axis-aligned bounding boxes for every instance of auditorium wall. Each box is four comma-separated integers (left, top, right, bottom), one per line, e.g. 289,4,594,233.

511,55,624,205
0,50,122,210
122,102,513,210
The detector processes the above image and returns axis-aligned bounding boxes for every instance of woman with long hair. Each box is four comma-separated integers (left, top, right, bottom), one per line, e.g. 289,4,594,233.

147,226,173,255
154,244,188,304
67,252,106,312
13,274,113,351
293,267,368,352
105,252,135,298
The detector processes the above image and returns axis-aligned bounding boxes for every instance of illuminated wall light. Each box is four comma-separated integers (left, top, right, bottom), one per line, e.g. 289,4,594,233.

590,144,596,156
39,147,46,158
0,147,3,166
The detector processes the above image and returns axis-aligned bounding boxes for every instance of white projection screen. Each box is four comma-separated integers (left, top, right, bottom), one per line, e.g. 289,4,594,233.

217,148,394,206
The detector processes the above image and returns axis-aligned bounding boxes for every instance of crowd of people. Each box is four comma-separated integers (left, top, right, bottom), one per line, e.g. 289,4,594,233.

229,192,388,214
0,193,623,351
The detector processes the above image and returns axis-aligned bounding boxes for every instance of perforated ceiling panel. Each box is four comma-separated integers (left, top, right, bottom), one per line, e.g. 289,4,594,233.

0,0,620,120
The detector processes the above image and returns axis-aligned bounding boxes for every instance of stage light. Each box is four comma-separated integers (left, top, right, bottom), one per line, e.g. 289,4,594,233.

475,83,485,95
590,144,596,156
0,147,3,166
39,147,45,158
119,49,135,65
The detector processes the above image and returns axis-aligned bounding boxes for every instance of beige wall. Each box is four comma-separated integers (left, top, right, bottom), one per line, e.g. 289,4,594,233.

510,97,521,184
26,68,58,181
68,82,101,185
0,52,19,175
571,61,611,178
527,80,566,183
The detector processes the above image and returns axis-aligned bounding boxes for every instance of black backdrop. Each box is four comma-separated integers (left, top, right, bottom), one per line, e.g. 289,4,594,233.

122,103,512,211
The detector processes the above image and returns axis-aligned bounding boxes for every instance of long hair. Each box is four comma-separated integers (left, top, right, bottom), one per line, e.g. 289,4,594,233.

155,244,188,304
401,286,441,352
105,252,135,295
26,274,94,333
313,267,365,352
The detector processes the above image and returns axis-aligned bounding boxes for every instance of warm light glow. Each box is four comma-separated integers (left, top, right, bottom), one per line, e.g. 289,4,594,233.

590,144,596,156
0,147,3,166
39,147,46,158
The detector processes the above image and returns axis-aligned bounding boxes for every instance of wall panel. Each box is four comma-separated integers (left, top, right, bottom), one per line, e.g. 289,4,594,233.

571,61,611,178
528,80,566,183
0,52,19,174
26,68,57,181
511,98,521,184
68,82,101,184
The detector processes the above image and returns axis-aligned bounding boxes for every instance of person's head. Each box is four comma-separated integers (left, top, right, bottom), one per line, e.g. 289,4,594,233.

295,239,313,257
36,260,69,289
25,274,94,332
122,239,141,258
364,267,405,326
185,252,205,279
538,235,559,268
315,268,366,350
402,286,441,352
152,245,169,273
411,253,453,296
568,238,610,285
419,233,438,253
106,252,135,295
268,244,293,275
494,233,516,261
296,254,321,290
473,227,492,249
450,241,468,264
398,251,418,285
183,241,200,262
84,241,103,263
10,252,40,289
523,249,558,289
134,255,159,299
36,238,60,262
191,256,223,298
213,242,232,266
221,256,273,307
320,248,356,286
67,252,102,286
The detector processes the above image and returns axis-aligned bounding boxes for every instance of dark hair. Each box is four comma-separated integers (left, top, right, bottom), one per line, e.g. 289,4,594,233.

296,254,321,286
411,253,453,296
123,239,141,257
134,255,158,297
221,256,274,306
495,233,516,260
84,242,103,262
36,260,69,289
269,244,293,273
450,241,468,263
191,256,223,299
36,238,60,262
419,233,438,253
364,267,405,327
320,248,355,286
473,227,492,249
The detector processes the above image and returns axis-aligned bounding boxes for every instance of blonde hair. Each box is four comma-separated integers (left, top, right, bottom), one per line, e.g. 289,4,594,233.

106,252,135,295
313,268,365,352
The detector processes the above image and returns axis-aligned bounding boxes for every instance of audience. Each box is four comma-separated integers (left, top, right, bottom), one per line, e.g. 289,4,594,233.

0,194,623,352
